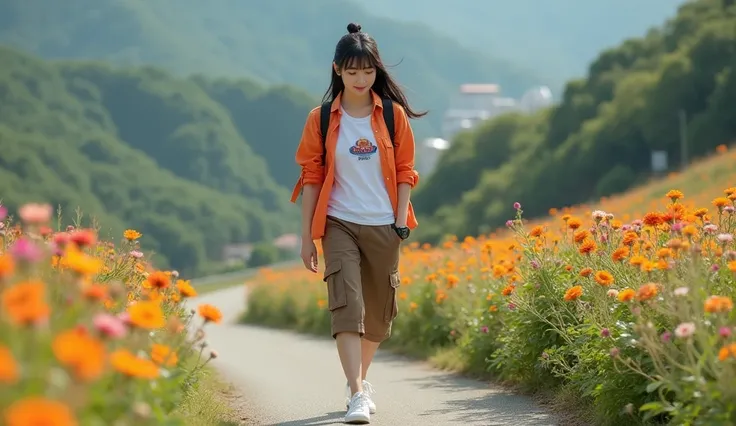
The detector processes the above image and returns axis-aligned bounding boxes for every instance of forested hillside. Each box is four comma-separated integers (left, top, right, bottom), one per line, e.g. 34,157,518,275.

368,0,684,88
413,0,736,243
0,0,542,138
0,46,316,276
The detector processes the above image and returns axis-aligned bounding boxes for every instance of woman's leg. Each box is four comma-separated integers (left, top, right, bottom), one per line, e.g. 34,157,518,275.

322,217,366,396
361,340,381,380
359,223,402,377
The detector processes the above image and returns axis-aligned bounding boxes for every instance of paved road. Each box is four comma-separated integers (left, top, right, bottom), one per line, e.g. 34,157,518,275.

185,285,558,425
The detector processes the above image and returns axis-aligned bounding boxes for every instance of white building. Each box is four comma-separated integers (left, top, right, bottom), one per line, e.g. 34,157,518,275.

419,83,554,180
441,84,520,141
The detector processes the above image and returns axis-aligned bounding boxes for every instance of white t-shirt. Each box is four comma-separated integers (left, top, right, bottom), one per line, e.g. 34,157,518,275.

326,108,395,226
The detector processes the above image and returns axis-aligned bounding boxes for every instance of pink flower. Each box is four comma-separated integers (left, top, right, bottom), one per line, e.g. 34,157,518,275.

18,203,53,224
117,312,132,326
93,313,127,339
10,238,44,262
600,328,610,338
674,322,696,338
129,250,144,259
0,205,7,221
719,327,732,339
513,202,521,210
661,331,672,343
480,325,489,334
717,233,733,244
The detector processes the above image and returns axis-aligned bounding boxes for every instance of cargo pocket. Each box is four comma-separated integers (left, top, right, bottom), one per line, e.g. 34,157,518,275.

383,271,401,322
323,260,347,311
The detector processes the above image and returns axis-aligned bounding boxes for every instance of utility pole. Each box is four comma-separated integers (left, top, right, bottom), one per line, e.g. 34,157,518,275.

679,109,688,171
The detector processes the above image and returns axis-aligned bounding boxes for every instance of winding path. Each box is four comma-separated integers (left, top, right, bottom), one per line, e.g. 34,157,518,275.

185,285,558,425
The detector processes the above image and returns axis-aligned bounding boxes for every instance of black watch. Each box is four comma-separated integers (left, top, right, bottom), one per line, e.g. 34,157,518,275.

391,223,410,240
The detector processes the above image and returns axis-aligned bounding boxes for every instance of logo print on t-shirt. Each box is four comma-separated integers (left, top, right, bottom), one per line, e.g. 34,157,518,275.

349,138,377,161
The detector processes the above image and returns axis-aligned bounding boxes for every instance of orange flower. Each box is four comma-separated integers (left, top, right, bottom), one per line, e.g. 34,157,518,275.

718,343,736,361
0,345,19,384
579,267,593,277
63,244,103,276
198,304,223,323
3,397,78,426
446,274,460,288
564,286,583,301
529,226,544,238
1,280,50,326
176,280,198,298
704,296,733,314
713,197,729,209
665,189,683,202
0,253,15,281
150,344,178,368
622,231,638,246
567,217,583,230
594,271,614,286
617,288,636,302
642,212,664,227
82,284,109,301
146,271,171,289
501,285,514,296
573,230,590,244
579,239,597,255
636,283,658,301
124,229,142,241
52,328,106,381
110,349,159,379
127,300,166,329
611,246,629,262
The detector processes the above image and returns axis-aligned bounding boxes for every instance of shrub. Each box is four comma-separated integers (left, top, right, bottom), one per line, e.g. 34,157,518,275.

0,202,223,425
242,187,736,425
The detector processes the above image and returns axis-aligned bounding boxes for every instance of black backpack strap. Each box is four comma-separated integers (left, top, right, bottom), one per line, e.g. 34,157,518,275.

319,102,331,163
382,99,395,146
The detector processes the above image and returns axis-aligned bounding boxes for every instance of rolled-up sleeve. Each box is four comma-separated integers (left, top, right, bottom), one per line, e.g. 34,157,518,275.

290,108,325,203
393,103,420,188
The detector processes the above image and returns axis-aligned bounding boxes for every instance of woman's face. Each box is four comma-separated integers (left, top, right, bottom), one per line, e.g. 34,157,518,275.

335,60,376,98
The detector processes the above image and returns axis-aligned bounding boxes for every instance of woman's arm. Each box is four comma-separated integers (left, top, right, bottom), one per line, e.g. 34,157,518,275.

392,103,419,227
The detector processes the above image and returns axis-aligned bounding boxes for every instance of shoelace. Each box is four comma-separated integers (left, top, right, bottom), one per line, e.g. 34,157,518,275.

349,392,371,411
361,381,376,398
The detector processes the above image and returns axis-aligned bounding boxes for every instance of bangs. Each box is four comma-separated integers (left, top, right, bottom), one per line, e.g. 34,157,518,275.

337,47,378,70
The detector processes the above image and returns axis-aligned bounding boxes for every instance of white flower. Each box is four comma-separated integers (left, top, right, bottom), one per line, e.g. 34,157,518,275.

675,322,696,338
673,287,689,296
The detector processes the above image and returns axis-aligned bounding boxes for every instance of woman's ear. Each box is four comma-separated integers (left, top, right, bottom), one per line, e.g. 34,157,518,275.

333,62,340,76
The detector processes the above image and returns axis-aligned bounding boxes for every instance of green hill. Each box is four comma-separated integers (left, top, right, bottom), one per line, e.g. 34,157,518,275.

0,0,542,138
367,0,685,89
0,45,316,276
412,0,736,243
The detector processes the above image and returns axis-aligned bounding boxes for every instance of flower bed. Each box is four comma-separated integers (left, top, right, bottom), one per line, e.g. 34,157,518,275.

243,188,736,425
0,203,223,425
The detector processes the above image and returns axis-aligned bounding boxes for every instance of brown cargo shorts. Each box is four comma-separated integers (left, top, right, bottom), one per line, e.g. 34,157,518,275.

321,215,402,342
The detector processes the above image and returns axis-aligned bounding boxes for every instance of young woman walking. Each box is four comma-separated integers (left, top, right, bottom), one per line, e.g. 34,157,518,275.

290,22,425,424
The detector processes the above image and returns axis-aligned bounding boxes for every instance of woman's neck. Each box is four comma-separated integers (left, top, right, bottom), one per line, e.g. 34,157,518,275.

340,90,372,110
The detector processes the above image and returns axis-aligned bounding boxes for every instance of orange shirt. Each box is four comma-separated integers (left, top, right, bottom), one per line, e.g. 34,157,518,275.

290,90,420,240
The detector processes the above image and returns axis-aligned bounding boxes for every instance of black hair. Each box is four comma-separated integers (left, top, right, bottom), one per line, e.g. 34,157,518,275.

322,22,427,119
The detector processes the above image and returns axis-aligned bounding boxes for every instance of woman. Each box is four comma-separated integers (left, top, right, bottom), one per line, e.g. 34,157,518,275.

290,22,425,424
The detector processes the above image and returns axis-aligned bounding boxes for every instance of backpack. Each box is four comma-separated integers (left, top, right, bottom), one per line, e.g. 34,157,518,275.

320,98,395,162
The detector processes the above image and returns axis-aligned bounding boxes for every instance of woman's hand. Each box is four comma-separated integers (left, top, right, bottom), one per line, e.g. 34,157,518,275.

300,239,319,273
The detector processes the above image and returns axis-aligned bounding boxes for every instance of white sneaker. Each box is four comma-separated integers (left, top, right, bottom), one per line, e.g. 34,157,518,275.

345,380,376,414
344,391,371,424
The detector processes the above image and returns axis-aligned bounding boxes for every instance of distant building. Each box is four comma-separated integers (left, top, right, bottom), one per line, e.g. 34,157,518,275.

221,243,254,265
441,84,520,141
519,86,554,113
419,83,554,179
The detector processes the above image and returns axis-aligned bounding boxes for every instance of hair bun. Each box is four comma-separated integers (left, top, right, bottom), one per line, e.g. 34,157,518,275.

347,23,361,34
